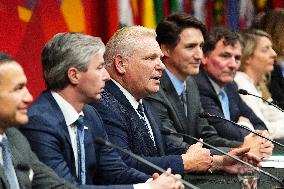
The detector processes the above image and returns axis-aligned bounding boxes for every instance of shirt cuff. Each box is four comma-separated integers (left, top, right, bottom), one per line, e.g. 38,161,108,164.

237,121,255,131
133,178,153,189
133,183,151,189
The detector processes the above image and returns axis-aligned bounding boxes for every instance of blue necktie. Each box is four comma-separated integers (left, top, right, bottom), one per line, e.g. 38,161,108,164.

75,116,86,185
0,137,20,189
218,90,231,120
137,103,156,146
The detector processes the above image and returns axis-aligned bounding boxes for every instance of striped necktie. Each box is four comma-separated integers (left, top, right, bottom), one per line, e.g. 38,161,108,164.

0,137,20,189
75,116,86,185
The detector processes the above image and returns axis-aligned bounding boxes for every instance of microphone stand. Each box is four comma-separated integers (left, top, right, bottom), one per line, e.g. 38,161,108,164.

161,127,284,185
238,89,284,112
95,137,200,189
199,112,284,149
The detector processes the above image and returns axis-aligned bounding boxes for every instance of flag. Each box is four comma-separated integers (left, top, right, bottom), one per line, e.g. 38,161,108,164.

154,0,163,24
239,0,254,30
0,1,23,56
16,0,68,98
227,0,239,31
61,0,86,32
119,0,134,27
193,0,207,23
141,0,156,29
91,0,118,43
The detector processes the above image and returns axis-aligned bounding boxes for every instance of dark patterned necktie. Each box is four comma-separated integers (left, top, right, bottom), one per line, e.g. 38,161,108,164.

137,103,156,146
0,137,20,189
180,86,187,116
75,116,86,185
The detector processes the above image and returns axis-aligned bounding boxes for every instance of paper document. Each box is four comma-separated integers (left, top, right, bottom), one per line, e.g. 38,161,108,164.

260,155,284,168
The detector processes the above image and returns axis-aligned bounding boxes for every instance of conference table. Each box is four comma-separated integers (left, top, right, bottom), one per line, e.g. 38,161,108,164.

184,140,284,189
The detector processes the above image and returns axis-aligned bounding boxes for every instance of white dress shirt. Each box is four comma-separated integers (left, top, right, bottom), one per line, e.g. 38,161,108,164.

51,91,85,176
51,91,151,189
0,133,5,165
112,79,155,142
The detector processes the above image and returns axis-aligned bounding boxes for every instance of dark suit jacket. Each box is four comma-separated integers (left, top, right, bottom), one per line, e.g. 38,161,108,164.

146,71,242,149
21,91,149,189
91,81,186,175
269,64,284,109
0,128,77,189
193,69,267,141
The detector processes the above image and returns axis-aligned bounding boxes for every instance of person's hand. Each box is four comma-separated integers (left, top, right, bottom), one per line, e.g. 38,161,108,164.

242,130,273,159
221,147,261,174
150,168,184,189
181,140,212,173
257,130,274,158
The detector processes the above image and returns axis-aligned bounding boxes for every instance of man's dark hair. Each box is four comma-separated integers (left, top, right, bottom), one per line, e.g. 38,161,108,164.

203,26,241,55
156,12,207,48
0,52,14,63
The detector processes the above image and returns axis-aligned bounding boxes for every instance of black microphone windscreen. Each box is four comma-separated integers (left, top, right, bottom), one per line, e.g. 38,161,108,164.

199,112,210,118
238,89,248,95
94,137,106,146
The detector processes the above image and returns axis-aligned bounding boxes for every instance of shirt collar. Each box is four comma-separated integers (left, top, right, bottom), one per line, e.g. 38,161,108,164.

111,79,141,110
208,77,224,95
0,133,6,143
165,68,186,96
51,91,84,126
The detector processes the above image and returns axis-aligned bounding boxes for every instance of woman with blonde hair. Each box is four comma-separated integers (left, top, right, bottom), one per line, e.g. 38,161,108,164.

252,9,284,109
235,29,284,139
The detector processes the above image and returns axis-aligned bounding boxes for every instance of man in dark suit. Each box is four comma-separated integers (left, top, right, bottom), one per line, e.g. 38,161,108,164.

146,13,243,149
194,26,273,158
146,13,272,160
21,33,184,189
92,25,261,176
0,52,77,189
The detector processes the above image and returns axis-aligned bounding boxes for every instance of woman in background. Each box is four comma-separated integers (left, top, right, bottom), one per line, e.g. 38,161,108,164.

252,9,284,109
235,29,284,139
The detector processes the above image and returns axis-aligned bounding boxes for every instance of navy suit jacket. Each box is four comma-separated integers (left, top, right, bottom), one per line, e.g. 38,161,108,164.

21,91,149,189
91,81,186,175
194,69,267,141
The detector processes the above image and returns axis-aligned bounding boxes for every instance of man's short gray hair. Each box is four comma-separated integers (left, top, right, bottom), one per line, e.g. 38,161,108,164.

42,32,105,90
104,26,156,67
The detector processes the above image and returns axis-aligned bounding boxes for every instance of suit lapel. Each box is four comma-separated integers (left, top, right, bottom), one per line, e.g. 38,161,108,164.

43,92,72,147
105,81,159,155
105,81,140,119
0,166,9,188
6,128,31,189
198,69,222,109
161,72,188,132
143,101,165,155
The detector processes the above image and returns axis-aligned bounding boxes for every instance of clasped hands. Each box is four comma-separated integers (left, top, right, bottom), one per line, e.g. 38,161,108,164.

181,140,263,174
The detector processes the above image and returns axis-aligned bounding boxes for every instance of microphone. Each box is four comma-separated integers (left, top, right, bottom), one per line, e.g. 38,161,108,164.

161,127,284,185
238,89,284,112
94,137,200,189
199,112,284,149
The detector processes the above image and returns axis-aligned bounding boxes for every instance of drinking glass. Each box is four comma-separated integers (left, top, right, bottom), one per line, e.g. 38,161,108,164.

238,166,259,189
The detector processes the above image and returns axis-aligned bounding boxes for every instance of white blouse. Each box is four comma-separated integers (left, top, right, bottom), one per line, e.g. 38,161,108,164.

235,72,284,139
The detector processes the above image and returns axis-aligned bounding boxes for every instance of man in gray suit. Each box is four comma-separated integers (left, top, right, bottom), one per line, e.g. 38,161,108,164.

0,52,77,189
146,13,272,158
